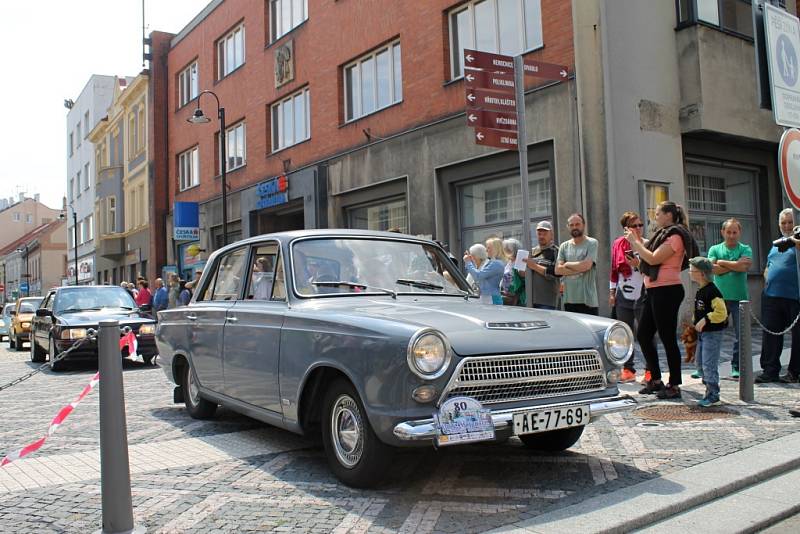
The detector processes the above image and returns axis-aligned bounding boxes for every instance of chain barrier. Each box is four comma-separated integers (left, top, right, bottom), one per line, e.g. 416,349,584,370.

0,330,97,393
749,309,800,337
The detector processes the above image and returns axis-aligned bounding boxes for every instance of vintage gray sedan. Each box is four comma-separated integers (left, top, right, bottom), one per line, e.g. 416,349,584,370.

156,230,636,487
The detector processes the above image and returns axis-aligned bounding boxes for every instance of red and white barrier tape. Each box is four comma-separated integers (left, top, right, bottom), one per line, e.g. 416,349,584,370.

120,331,138,359
1,372,100,467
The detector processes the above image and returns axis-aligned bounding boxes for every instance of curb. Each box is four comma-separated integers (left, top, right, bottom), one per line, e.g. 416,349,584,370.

488,432,800,533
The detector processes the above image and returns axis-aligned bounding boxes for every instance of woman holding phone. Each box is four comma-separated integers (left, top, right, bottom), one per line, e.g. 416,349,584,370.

610,211,648,383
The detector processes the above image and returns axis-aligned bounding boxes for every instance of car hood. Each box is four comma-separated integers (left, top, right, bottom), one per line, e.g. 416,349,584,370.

295,297,608,356
56,310,154,328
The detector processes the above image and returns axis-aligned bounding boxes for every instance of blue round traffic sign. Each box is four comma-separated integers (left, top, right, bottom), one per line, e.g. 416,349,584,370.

777,34,798,87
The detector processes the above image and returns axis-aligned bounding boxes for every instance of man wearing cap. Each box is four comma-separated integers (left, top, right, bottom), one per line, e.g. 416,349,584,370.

524,220,561,309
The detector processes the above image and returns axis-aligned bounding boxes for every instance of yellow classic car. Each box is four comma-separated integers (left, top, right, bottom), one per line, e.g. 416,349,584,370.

9,297,43,351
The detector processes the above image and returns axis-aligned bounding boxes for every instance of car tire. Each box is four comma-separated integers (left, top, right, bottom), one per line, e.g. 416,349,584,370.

49,337,67,372
142,355,155,366
30,336,46,363
518,426,585,452
321,378,393,488
182,362,217,419
9,334,15,350
14,335,25,352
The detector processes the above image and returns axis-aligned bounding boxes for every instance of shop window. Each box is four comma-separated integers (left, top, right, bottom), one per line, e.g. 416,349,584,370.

459,166,552,248
685,160,760,270
347,197,408,233
345,41,402,122
449,0,543,79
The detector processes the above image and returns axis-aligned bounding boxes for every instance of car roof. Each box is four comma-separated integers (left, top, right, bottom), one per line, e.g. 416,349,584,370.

213,229,435,255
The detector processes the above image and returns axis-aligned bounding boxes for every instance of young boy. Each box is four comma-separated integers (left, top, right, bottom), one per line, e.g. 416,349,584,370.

689,257,729,407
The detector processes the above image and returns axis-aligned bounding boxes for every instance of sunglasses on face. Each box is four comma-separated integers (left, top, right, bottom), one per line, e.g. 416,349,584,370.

628,224,644,228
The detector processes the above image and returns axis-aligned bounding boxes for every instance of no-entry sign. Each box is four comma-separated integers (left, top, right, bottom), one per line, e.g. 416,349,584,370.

779,128,800,209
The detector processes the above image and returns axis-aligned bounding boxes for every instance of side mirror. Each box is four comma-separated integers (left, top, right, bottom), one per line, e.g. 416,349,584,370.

35,309,52,317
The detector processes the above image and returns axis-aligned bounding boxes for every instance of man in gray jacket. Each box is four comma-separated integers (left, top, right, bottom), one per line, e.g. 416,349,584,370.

524,220,561,309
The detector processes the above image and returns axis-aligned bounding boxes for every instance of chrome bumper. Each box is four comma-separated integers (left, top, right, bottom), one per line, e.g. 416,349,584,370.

392,394,637,441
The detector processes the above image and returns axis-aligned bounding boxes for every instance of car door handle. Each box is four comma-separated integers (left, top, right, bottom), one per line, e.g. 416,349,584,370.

227,316,238,323
186,314,197,321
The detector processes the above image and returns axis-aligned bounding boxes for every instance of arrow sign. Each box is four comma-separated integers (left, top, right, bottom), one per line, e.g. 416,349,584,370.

464,69,515,93
522,59,570,80
466,109,518,131
463,49,514,73
465,88,516,112
474,127,518,150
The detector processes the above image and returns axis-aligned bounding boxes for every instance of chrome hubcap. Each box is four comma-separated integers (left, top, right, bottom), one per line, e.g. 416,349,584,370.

331,394,364,468
187,368,200,406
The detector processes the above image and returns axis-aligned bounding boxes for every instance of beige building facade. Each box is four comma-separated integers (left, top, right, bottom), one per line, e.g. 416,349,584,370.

0,196,62,252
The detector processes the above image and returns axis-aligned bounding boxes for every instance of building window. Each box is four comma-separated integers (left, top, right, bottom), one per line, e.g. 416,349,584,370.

639,181,670,235
217,24,245,79
26,214,33,224
84,111,90,137
449,0,543,79
68,132,74,157
107,197,117,234
84,162,90,190
458,166,552,247
179,61,199,107
128,113,136,157
76,122,82,147
87,214,94,241
347,197,408,233
78,219,85,245
137,107,145,152
345,42,402,122
686,160,760,269
69,178,75,202
219,121,246,172
676,0,757,39
76,171,82,197
271,88,310,151
270,0,308,42
179,147,200,191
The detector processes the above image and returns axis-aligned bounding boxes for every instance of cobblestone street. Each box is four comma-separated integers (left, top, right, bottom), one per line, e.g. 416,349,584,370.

0,333,798,533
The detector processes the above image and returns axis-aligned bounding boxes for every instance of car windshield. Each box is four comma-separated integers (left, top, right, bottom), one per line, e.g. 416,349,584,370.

18,299,43,313
291,237,473,298
54,287,136,313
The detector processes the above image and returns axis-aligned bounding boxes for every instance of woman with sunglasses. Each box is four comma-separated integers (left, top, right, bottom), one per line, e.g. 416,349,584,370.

610,211,648,384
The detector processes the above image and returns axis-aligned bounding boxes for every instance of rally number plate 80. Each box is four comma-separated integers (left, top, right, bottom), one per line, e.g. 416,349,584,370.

512,405,590,436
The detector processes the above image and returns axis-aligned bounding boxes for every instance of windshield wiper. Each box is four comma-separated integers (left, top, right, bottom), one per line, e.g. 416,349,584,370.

395,279,444,291
311,281,397,299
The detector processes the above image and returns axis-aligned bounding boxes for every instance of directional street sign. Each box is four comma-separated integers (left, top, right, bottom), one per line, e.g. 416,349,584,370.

764,3,800,128
522,59,569,81
465,88,517,112
466,109,518,131
463,49,514,73
474,127,518,150
464,69,515,93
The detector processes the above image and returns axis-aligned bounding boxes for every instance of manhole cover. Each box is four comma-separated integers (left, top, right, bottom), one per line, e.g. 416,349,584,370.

636,404,735,422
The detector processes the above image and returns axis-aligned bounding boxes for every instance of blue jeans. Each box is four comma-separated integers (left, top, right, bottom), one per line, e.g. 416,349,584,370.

725,301,741,371
698,330,723,402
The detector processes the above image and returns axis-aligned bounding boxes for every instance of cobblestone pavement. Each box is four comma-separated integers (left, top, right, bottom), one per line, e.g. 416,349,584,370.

0,331,798,533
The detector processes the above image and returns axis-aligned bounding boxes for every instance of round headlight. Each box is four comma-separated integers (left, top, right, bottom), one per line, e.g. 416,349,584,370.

407,330,451,379
604,322,633,366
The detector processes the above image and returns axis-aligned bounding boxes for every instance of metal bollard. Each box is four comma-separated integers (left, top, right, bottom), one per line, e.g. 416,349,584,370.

97,320,143,534
739,301,754,402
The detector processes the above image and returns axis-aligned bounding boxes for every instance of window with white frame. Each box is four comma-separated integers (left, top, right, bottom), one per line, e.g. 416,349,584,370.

76,122,81,147
69,178,75,202
345,42,402,122
84,162,90,190
219,121,246,172
26,214,33,224
84,111,90,137
128,113,136,156
347,197,408,233
68,132,74,157
78,219,85,244
217,24,245,79
449,0,543,79
106,197,117,234
271,88,310,151
270,0,308,42
86,214,93,241
76,171,82,197
179,147,200,191
686,159,760,270
179,61,199,107
137,107,145,152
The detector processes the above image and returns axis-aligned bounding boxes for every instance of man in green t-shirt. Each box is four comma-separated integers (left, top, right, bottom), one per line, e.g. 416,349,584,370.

556,213,599,315
707,218,752,378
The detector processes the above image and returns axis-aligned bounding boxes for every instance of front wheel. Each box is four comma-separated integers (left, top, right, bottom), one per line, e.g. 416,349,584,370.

182,362,217,419
518,426,585,451
8,335,15,349
321,379,393,488
49,337,67,372
14,335,25,351
30,336,46,363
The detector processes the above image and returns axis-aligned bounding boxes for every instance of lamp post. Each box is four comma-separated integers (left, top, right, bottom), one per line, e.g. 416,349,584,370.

16,245,29,297
187,90,227,248
72,211,79,285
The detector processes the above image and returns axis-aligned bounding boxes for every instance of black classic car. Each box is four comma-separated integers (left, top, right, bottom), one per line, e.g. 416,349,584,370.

30,286,158,371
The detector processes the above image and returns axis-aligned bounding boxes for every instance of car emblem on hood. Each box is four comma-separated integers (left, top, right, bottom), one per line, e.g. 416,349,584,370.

485,320,549,330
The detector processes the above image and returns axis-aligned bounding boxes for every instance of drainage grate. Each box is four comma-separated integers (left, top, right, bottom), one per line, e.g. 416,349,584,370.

635,404,736,422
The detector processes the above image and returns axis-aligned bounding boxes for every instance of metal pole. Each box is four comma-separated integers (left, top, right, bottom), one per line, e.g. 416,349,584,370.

73,211,79,286
513,55,533,307
97,320,141,534
24,246,29,297
739,300,754,402
219,107,228,247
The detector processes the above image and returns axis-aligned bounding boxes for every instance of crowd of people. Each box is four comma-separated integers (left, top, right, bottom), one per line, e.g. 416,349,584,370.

462,200,800,411
118,269,203,314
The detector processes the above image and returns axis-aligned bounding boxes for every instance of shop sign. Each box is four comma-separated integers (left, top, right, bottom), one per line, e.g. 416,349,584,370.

174,202,200,241
256,175,289,209
66,257,94,282
180,241,205,269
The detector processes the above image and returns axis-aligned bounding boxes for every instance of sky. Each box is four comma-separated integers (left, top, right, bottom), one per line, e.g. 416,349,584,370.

0,0,211,211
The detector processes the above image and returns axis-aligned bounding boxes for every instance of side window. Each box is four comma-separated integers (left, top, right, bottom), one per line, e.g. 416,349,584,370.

245,244,279,301
211,248,249,301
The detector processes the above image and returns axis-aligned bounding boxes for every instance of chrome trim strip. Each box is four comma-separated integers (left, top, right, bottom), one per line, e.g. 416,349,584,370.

393,395,637,441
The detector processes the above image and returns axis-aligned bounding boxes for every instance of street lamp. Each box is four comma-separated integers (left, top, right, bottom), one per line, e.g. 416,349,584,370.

187,90,227,248
15,245,29,297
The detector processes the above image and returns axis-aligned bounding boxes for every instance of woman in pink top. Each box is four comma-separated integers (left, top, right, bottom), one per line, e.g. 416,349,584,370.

135,280,153,308
626,201,698,400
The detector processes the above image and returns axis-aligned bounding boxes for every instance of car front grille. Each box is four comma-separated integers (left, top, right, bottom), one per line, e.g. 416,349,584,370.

443,350,605,405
